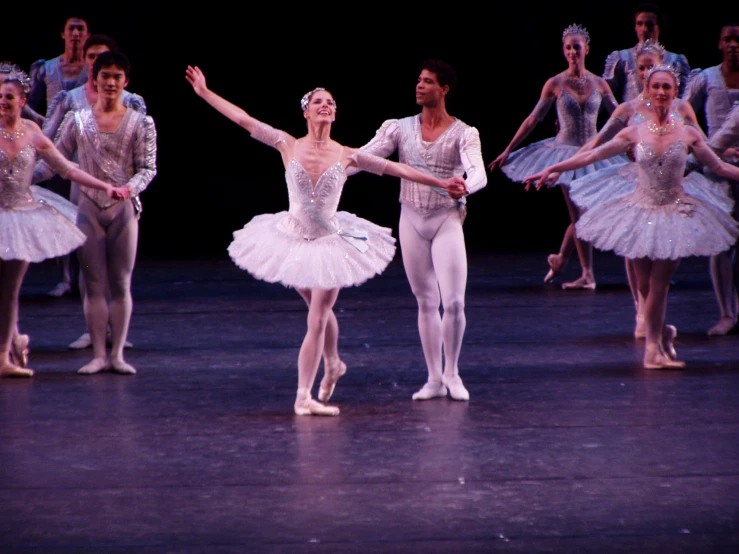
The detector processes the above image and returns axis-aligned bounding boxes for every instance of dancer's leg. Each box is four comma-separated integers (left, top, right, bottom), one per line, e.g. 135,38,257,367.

399,207,447,401
708,249,738,335
0,260,33,377
294,287,341,416
625,258,647,338
76,198,111,374
106,201,138,374
561,187,595,290
430,208,469,401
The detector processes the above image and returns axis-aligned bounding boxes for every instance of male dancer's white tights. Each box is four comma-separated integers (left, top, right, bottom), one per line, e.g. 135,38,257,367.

399,205,467,384
76,196,138,364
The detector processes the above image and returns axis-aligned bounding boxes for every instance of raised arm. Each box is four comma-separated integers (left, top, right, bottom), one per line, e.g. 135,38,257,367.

488,78,557,171
186,65,266,135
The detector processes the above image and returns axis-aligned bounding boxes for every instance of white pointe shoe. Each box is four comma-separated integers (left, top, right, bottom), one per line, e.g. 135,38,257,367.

411,381,448,401
48,281,72,297
294,394,340,416
442,374,470,401
318,358,347,402
562,275,596,290
643,345,685,370
544,253,565,284
77,358,110,375
110,359,137,375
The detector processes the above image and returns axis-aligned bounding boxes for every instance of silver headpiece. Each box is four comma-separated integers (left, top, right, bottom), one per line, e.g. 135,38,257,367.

0,61,31,94
562,24,590,44
646,63,680,87
300,87,336,112
635,39,666,60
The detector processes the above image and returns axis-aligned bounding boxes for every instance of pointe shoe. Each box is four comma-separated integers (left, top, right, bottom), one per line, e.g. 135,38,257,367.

12,334,30,368
110,359,137,375
294,395,340,416
562,275,596,290
442,374,470,401
318,358,347,402
662,325,678,360
707,317,736,336
69,332,91,349
48,281,72,297
643,349,686,370
544,253,565,284
0,362,34,378
77,358,110,375
411,381,448,401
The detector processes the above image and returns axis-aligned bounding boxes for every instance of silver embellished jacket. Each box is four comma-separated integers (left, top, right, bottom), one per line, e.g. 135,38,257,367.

28,56,88,115
360,115,486,215
34,107,157,209
685,65,739,139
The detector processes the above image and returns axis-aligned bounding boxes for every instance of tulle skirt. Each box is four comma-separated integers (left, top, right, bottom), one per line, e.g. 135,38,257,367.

228,211,396,290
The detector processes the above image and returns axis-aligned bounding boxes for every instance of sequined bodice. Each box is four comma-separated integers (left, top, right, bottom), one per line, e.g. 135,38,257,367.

556,89,602,146
284,159,346,238
0,143,36,209
634,138,688,205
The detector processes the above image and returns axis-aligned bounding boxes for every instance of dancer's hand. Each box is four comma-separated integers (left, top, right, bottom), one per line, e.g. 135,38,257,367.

487,150,509,172
523,169,557,191
444,176,468,199
723,147,739,161
111,185,132,200
186,65,208,96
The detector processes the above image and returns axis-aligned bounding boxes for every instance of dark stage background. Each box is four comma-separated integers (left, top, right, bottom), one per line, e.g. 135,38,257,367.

3,1,732,259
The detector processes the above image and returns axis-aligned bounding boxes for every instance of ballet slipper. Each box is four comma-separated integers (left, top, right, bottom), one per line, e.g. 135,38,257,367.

12,334,30,368
77,358,110,375
69,332,91,349
411,381,448,401
634,314,647,339
294,392,339,416
562,275,596,290
661,325,678,360
442,374,470,402
707,316,736,336
110,358,137,375
544,253,565,284
643,346,685,369
0,361,34,378
318,358,347,402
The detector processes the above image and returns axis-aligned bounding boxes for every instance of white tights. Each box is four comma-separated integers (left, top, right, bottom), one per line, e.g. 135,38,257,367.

399,205,467,384
0,260,30,365
76,196,138,363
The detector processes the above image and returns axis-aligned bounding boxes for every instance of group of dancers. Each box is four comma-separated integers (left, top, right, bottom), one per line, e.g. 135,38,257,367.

1,5,739,417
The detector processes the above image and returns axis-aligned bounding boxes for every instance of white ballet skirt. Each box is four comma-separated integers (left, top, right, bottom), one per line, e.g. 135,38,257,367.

501,89,629,186
1,143,85,262
574,134,739,260
228,159,396,290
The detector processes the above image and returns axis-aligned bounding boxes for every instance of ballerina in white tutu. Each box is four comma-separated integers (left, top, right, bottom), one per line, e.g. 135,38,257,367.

0,68,123,377
524,66,739,369
185,65,467,415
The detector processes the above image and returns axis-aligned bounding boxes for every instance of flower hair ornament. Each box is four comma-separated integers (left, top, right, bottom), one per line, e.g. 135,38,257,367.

0,61,31,94
635,39,666,60
646,63,680,87
300,87,336,112
562,23,590,44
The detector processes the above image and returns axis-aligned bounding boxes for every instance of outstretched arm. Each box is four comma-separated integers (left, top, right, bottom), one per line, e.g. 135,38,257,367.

186,65,265,135
523,129,634,190
488,79,556,171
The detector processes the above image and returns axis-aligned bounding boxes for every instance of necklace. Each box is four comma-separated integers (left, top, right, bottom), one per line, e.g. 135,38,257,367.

646,117,677,136
0,120,25,141
565,70,589,91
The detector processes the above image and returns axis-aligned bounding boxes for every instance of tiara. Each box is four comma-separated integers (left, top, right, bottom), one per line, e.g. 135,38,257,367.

635,39,666,60
562,23,590,44
0,61,31,94
300,87,335,112
646,63,680,86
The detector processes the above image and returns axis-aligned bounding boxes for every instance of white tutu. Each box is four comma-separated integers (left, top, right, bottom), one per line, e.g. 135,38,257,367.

30,185,78,224
228,210,396,290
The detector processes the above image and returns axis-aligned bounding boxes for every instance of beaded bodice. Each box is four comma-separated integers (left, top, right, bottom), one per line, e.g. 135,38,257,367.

634,130,688,206
0,143,36,209
555,89,602,146
284,159,346,239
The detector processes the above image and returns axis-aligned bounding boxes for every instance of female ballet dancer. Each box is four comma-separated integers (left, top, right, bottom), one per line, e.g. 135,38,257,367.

524,66,739,369
535,41,734,338
489,24,627,290
185,66,467,415
0,69,121,377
